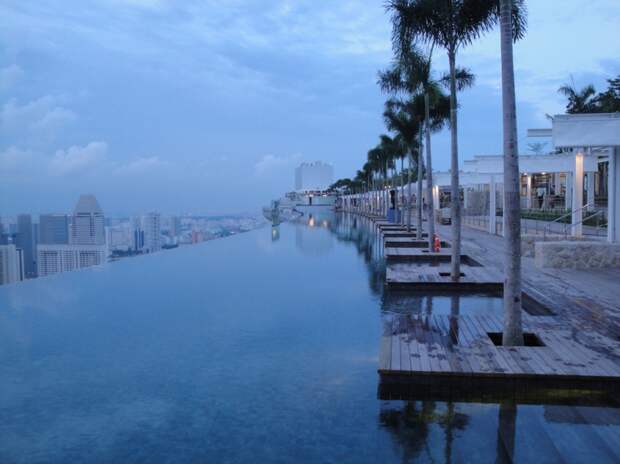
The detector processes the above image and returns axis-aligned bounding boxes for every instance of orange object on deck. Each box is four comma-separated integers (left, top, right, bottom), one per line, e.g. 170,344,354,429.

433,234,441,252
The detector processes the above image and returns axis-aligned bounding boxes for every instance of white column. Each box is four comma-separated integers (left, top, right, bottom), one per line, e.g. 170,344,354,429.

432,185,439,214
564,172,573,210
489,176,497,235
609,147,618,243
525,175,532,209
572,151,584,237
586,171,595,207
502,183,506,237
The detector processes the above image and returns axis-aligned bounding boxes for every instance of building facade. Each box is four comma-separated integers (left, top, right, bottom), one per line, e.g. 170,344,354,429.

37,244,106,277
142,213,161,253
39,214,70,245
294,162,334,192
0,244,25,285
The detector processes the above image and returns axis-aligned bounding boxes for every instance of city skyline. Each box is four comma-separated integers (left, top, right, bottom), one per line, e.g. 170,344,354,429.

1,1,619,215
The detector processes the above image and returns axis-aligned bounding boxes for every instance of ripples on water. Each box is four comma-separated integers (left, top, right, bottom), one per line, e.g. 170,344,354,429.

0,212,618,463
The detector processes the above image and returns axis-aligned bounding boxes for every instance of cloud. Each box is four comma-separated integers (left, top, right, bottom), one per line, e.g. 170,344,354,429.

0,96,76,140
114,156,169,175
254,153,301,176
49,141,107,176
0,64,23,91
0,146,33,178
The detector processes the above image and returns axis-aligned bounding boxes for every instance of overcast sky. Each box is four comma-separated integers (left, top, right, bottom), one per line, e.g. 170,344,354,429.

1,0,619,216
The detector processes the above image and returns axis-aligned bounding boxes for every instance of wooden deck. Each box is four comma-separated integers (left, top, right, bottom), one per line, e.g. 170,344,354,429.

383,237,439,248
381,231,421,238
386,261,502,291
384,247,465,262
343,210,620,396
378,312,620,391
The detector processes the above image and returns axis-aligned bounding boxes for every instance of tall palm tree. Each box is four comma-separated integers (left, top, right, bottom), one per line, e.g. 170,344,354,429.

379,47,471,246
383,99,422,230
500,0,526,346
380,134,407,223
366,148,379,212
388,0,527,281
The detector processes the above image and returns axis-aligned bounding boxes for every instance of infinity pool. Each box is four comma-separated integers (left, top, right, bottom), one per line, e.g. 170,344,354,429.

0,213,618,463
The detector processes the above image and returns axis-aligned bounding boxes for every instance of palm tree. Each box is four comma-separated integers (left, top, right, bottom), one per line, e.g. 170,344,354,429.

366,148,381,213
380,134,407,223
388,0,527,281
499,0,526,346
383,99,422,231
558,80,597,114
379,47,471,246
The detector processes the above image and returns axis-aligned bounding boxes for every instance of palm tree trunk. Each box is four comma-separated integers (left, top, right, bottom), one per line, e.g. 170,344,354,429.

407,151,413,231
500,0,524,346
417,129,424,239
448,47,462,282
425,92,436,251
400,157,405,225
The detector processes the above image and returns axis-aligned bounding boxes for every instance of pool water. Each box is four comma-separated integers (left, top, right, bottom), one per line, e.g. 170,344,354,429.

0,212,618,463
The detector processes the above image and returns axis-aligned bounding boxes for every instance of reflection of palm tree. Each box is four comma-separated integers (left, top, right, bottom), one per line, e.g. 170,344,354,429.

495,401,518,464
449,294,460,345
380,400,470,462
331,213,386,295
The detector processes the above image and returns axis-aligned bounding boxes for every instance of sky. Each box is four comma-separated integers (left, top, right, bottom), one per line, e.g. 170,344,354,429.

1,0,619,216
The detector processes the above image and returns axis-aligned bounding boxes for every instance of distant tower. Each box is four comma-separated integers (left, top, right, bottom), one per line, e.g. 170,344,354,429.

71,194,105,245
142,212,161,253
170,216,181,238
38,195,106,278
16,214,36,278
294,161,334,192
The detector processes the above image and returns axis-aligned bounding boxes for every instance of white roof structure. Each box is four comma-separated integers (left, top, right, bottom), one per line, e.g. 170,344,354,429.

553,113,620,148
74,194,103,214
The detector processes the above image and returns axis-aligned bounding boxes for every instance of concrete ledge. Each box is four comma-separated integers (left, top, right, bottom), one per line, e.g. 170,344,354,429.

522,234,586,258
535,241,620,269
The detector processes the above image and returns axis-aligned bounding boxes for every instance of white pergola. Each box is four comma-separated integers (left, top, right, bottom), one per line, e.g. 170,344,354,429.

552,113,620,243
342,113,619,242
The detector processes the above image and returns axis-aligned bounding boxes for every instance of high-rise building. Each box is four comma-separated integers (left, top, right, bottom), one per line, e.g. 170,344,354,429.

16,214,36,278
71,194,105,245
142,212,161,253
37,245,106,277
0,244,25,285
294,161,334,191
36,195,107,278
39,214,70,244
170,216,181,238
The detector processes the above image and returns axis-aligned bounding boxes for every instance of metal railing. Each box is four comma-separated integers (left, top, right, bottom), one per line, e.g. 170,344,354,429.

542,203,606,240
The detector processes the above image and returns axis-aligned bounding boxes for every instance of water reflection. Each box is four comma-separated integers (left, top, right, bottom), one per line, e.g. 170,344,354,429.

378,395,620,463
379,401,469,464
315,213,620,463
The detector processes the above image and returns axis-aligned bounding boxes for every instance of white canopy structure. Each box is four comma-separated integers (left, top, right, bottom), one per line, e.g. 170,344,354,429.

552,113,620,242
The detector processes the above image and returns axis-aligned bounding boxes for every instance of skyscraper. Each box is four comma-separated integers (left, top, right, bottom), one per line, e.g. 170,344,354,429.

71,194,105,245
294,161,334,191
170,216,181,238
0,244,25,285
142,212,161,253
37,195,107,278
39,214,70,245
16,214,36,278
